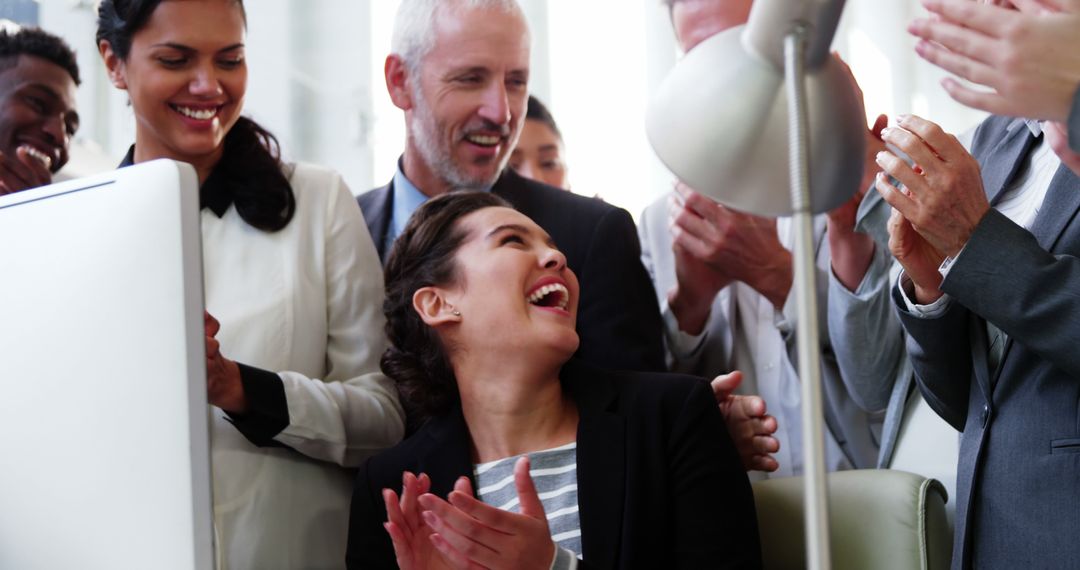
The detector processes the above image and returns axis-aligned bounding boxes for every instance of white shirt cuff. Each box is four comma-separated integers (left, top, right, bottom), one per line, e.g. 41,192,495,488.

549,546,579,570
937,243,966,280
661,301,708,358
897,271,952,318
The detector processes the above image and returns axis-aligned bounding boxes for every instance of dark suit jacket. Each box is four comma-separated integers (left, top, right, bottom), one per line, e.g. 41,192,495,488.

357,169,665,373
346,358,762,569
894,116,1080,569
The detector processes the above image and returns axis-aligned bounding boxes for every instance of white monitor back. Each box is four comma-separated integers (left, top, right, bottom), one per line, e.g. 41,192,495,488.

0,160,213,570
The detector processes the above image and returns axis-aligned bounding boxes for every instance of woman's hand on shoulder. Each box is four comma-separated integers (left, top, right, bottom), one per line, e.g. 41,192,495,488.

711,370,780,473
418,457,556,570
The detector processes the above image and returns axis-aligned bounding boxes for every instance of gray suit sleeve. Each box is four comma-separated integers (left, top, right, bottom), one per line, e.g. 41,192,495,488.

893,284,973,432
827,246,903,412
638,198,731,376
944,209,1080,376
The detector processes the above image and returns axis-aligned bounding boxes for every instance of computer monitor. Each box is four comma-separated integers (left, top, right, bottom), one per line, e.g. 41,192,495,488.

0,160,213,569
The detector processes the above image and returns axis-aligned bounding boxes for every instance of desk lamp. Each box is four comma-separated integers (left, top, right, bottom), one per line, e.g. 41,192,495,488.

647,1,865,567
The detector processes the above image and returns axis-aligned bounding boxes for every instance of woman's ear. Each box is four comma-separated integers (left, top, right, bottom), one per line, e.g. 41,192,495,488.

413,287,462,327
99,40,128,90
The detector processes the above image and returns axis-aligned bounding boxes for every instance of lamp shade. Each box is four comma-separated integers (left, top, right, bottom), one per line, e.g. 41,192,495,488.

646,25,866,216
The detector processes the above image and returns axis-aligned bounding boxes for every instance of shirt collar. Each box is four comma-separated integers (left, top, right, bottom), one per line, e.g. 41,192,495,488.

1006,118,1044,138
389,158,499,242
118,145,232,218
391,162,433,242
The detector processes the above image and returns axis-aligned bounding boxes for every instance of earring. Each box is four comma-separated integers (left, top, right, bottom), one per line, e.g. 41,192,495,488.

452,309,462,317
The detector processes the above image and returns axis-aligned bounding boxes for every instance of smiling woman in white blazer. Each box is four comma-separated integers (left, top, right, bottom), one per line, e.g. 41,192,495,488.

96,0,404,568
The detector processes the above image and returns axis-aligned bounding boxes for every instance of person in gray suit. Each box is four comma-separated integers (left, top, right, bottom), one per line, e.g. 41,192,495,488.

643,0,883,476
878,109,1080,568
827,147,909,459
827,167,959,527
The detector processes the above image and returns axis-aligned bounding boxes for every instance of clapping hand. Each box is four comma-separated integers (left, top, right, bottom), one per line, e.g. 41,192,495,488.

669,183,793,310
384,472,453,570
909,0,1080,121
416,457,556,570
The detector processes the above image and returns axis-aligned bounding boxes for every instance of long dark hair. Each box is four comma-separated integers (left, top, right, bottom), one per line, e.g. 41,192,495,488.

382,192,512,422
97,0,296,232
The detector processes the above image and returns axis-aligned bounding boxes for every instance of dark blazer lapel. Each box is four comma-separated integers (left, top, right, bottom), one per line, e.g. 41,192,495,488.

562,359,625,569
358,181,394,264
1030,164,1080,253
970,120,1037,395
970,311,994,405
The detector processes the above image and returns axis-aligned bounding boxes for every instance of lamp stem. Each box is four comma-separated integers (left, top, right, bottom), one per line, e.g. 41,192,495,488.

784,25,832,570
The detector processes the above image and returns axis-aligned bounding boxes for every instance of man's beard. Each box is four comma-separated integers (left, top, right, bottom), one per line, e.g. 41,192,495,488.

409,85,510,191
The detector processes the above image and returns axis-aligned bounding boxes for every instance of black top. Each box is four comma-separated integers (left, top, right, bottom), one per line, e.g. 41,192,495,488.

347,358,763,569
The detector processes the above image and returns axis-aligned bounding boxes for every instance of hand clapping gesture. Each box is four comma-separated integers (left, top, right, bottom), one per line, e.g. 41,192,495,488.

384,457,557,570
909,0,1080,122
874,115,987,303
669,183,793,312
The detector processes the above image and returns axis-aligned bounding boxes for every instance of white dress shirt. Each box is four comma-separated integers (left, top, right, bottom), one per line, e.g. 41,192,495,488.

204,163,404,569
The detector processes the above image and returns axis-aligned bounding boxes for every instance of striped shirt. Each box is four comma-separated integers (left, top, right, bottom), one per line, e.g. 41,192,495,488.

474,442,582,561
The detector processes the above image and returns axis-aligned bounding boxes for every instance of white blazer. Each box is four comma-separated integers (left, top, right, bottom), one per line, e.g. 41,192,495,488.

203,163,404,569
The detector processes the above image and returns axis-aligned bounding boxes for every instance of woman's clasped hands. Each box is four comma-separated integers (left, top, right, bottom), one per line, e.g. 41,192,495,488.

383,457,557,570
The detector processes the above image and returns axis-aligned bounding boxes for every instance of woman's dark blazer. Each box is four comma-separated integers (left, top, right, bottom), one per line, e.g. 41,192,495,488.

346,358,762,569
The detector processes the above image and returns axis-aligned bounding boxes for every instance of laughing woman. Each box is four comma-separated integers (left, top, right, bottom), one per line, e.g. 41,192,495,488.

96,0,404,567
347,192,761,569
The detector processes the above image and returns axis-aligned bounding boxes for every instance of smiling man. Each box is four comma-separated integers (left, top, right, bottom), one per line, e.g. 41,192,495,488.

0,26,80,196
358,0,665,374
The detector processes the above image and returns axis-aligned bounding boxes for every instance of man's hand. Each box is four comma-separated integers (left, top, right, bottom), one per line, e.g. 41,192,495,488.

205,311,246,413
667,241,733,336
909,0,1080,121
828,114,889,234
887,208,947,304
875,114,990,258
0,147,52,196
1045,121,1080,176
670,183,793,310
711,371,780,473
828,113,889,291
